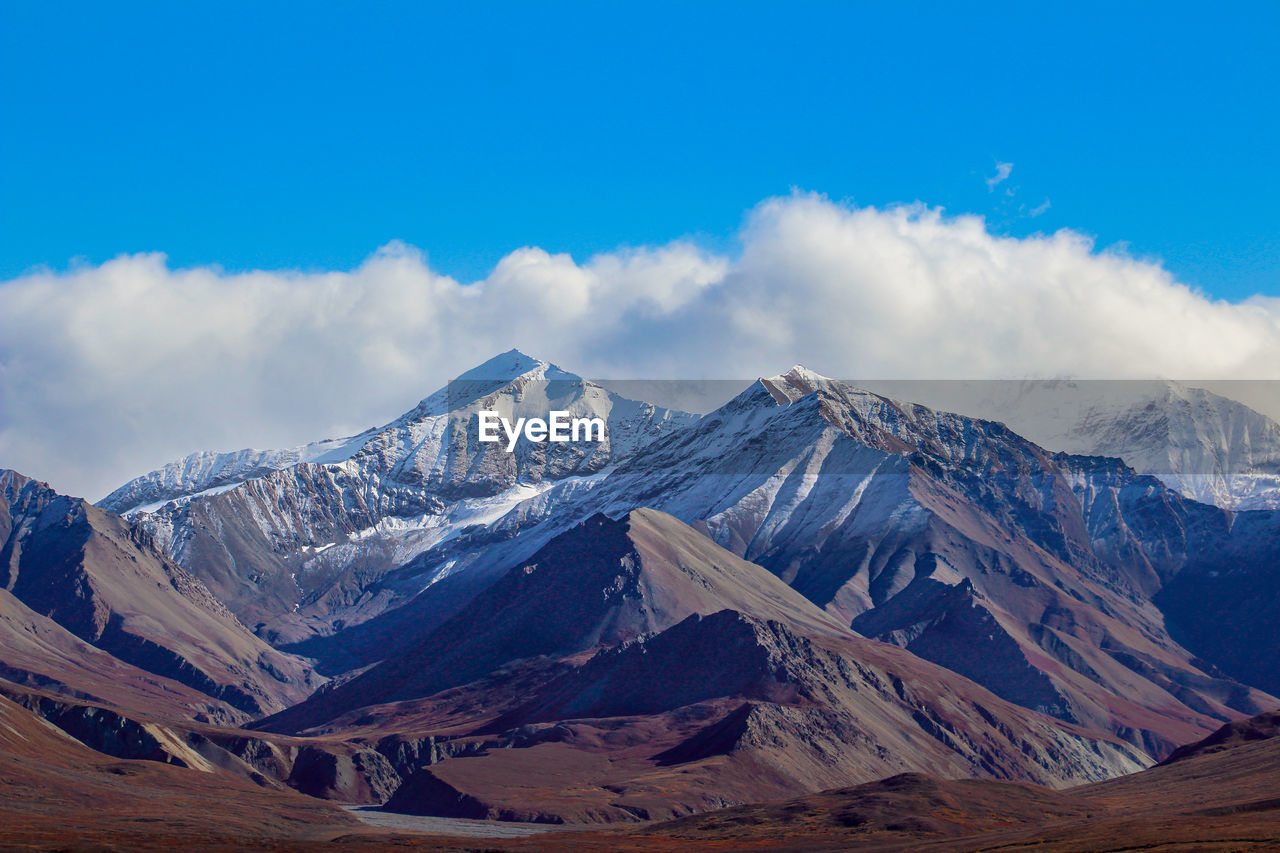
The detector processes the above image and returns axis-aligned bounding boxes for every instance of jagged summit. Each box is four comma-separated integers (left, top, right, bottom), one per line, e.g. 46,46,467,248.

768,364,832,394
422,349,586,413
759,366,918,416
760,365,825,404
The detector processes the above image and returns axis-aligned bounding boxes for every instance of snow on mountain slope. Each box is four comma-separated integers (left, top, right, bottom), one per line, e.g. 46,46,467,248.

99,437,374,515
863,379,1280,510
100,349,659,515
102,354,1280,759
107,350,698,641
455,368,1276,757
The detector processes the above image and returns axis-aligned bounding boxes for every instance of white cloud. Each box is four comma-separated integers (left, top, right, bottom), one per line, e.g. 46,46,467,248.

986,161,1014,191
1028,197,1052,217
4,192,1280,500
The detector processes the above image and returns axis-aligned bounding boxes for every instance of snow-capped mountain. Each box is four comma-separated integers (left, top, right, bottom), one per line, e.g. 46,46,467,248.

101,350,698,641
102,349,694,516
476,368,1272,752
103,354,1280,761
862,379,1280,510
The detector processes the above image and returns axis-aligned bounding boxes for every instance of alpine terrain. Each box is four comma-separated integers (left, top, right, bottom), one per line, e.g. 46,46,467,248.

2,350,1279,848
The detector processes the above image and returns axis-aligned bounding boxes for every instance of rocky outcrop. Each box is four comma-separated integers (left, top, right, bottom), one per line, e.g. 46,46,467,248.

0,679,402,804
382,768,495,819
286,745,400,802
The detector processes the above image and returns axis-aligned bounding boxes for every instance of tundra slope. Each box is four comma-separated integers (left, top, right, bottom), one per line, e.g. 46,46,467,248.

0,470,319,723
0,689,367,851
609,706,1280,852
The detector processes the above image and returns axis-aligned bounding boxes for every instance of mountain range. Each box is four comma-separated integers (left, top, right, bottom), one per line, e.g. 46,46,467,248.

863,377,1280,511
3,349,1280,846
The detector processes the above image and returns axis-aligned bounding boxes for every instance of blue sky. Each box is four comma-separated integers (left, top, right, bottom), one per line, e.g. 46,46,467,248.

2,1,1277,300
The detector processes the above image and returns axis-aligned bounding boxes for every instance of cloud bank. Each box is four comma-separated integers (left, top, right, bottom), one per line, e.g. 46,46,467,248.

4,192,1280,500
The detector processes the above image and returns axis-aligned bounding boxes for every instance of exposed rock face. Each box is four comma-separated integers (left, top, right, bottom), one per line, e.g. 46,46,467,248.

311,370,1235,761
481,607,1143,787
266,509,855,731
534,371,1277,756
1051,453,1280,699
0,470,320,721
286,744,400,803
0,679,402,805
15,350,1280,837
4,687,192,767
382,768,497,820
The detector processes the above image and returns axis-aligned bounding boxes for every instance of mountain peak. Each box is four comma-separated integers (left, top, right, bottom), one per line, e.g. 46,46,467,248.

779,364,831,389
441,350,587,411
759,364,834,404
453,349,548,383
451,348,586,384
